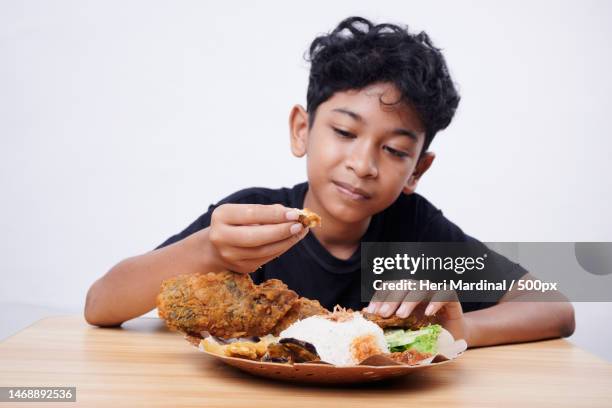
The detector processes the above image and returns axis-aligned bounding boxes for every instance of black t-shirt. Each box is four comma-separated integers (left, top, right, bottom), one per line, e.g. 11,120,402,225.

157,182,527,313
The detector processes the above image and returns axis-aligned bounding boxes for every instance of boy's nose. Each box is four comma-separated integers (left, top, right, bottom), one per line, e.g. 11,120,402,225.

346,141,378,178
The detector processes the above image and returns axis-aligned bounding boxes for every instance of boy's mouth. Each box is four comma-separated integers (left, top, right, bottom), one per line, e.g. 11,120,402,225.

332,181,372,200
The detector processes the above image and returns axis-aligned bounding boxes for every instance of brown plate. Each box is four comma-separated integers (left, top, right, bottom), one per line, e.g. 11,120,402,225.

191,329,467,384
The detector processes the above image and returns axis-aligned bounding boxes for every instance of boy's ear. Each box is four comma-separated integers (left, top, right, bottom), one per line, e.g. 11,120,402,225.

289,104,309,157
402,151,436,194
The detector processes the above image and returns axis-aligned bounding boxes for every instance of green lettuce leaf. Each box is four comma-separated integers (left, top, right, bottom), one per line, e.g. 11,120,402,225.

384,324,442,355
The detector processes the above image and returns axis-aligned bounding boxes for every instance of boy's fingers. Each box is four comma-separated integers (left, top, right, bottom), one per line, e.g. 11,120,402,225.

367,279,427,314
250,228,311,263
376,301,402,318
220,221,304,248
424,301,447,316
395,301,422,319
367,289,396,313
429,289,458,304
234,226,309,260
365,301,381,313
369,291,389,305
371,288,413,317
220,204,297,225
428,290,463,319
367,279,417,314
395,289,432,318
242,232,309,269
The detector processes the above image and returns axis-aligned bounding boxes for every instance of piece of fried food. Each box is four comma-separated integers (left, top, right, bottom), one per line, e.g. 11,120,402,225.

200,336,274,360
225,339,271,360
297,208,321,228
361,310,435,330
271,297,329,335
388,349,432,365
157,271,299,338
157,271,330,339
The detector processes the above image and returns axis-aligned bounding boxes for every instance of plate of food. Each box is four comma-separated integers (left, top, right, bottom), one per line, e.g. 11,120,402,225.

156,208,466,384
157,272,467,384
191,310,465,384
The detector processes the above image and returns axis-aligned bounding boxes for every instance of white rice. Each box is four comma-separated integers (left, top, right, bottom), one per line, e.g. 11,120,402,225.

279,312,388,366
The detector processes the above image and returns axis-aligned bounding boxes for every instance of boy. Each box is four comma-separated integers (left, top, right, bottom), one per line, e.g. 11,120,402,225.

85,17,574,347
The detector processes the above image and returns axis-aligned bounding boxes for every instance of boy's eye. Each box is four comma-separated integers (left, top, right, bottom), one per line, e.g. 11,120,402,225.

332,126,410,158
384,146,410,158
332,127,356,138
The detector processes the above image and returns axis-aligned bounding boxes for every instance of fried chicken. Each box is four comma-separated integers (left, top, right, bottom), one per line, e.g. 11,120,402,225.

361,310,435,329
157,271,328,338
296,208,321,228
158,269,433,341
271,297,328,334
157,271,298,338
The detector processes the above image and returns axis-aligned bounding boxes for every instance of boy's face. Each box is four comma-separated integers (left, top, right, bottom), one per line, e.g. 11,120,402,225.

290,82,434,224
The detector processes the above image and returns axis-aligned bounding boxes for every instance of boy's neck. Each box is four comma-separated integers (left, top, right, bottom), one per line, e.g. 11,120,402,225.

303,188,371,249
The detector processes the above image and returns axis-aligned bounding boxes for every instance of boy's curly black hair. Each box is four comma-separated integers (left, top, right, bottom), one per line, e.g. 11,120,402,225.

306,16,460,152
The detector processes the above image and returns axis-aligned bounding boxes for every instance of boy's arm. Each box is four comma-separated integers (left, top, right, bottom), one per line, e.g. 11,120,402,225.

84,227,221,327
84,204,308,327
464,273,576,347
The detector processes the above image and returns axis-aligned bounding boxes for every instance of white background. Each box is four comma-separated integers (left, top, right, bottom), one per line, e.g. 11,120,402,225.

1,1,611,360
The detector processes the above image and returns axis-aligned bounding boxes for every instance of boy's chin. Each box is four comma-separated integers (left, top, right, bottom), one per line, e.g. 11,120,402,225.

325,202,375,225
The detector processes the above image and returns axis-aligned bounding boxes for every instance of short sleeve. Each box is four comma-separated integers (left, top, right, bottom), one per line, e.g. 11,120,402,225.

155,204,217,249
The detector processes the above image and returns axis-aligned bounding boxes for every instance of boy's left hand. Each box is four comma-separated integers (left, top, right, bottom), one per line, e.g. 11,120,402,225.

366,287,468,342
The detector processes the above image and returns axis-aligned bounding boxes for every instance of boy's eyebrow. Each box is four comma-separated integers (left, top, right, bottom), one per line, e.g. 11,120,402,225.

331,108,418,141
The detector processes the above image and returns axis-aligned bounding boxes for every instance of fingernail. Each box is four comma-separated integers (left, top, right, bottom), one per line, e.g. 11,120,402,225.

366,304,374,313
290,223,303,234
379,304,390,316
425,304,435,316
286,210,299,221
396,304,407,318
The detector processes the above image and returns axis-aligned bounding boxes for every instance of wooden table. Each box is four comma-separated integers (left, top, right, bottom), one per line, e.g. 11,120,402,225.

0,316,610,407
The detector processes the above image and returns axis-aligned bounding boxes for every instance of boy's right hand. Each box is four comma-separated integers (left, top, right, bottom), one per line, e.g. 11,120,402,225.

206,203,309,274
